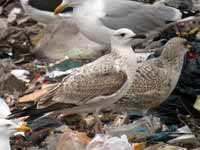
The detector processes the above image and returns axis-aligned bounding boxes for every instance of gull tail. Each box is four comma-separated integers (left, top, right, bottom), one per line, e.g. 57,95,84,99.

7,103,76,121
181,10,200,18
7,81,74,121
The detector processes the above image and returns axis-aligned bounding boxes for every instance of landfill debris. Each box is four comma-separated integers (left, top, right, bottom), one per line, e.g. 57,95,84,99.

86,134,132,150
144,143,187,150
0,59,26,98
18,84,55,103
0,18,8,29
11,69,30,82
7,8,21,23
168,134,195,145
52,59,82,71
177,115,200,146
29,125,67,149
163,126,195,145
106,116,161,140
56,128,91,150
193,95,200,111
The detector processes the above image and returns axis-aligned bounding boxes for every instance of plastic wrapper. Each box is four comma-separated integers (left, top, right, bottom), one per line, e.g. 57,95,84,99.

106,116,161,140
86,134,132,150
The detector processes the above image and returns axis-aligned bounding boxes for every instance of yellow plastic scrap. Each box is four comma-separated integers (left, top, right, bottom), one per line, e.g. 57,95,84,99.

193,95,200,112
176,27,199,37
133,142,146,150
189,27,199,35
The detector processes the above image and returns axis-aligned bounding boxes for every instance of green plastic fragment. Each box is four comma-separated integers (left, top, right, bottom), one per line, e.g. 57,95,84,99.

53,60,82,71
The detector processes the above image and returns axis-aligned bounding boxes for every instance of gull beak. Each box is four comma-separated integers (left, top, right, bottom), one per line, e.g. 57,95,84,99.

16,125,31,132
54,3,71,14
132,34,146,39
130,34,146,39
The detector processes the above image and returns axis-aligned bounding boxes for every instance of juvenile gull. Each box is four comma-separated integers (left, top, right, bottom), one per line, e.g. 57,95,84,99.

114,37,192,114
54,0,182,45
8,28,141,121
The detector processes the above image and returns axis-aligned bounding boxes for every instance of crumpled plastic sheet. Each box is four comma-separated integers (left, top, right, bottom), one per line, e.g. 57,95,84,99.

86,134,133,150
10,69,30,83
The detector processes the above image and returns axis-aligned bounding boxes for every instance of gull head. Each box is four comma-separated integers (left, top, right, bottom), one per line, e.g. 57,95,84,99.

161,37,194,64
111,28,146,47
54,0,80,14
0,118,31,137
162,37,192,57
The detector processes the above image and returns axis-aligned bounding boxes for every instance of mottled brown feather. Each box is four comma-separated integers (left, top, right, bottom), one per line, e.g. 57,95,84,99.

54,71,127,105
37,54,128,108
116,59,171,110
115,37,188,112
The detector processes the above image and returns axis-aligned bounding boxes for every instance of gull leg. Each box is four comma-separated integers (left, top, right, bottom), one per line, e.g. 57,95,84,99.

142,109,156,136
142,109,148,117
94,107,104,134
142,109,153,124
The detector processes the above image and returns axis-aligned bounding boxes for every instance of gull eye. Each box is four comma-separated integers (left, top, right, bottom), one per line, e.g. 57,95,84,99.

120,33,125,37
5,124,11,128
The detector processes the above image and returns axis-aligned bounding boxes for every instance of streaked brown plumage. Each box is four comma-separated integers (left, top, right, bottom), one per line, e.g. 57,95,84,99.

38,54,128,108
114,37,191,113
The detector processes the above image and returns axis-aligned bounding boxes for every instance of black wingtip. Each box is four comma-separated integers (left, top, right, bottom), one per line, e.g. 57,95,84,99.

7,105,38,120
7,103,75,121
182,10,200,18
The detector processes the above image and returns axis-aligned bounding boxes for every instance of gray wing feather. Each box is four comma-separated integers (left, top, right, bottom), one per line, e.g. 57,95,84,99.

100,0,181,33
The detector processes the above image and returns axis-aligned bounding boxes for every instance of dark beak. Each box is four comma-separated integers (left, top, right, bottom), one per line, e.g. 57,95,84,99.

130,34,147,39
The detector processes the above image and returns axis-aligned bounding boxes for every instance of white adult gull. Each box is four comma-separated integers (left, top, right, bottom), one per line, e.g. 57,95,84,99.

0,118,31,150
0,98,31,150
54,0,182,46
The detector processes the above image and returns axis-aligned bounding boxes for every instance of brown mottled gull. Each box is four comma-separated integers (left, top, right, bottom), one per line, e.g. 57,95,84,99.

8,28,142,121
54,0,182,46
113,37,192,113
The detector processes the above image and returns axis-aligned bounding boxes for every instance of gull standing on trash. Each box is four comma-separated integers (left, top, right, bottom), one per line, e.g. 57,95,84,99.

54,0,182,45
0,98,31,150
0,119,31,150
114,37,192,114
8,28,144,121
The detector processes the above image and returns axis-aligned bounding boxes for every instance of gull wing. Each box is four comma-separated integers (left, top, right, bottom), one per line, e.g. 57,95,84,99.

119,59,172,109
100,0,181,33
37,54,128,108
